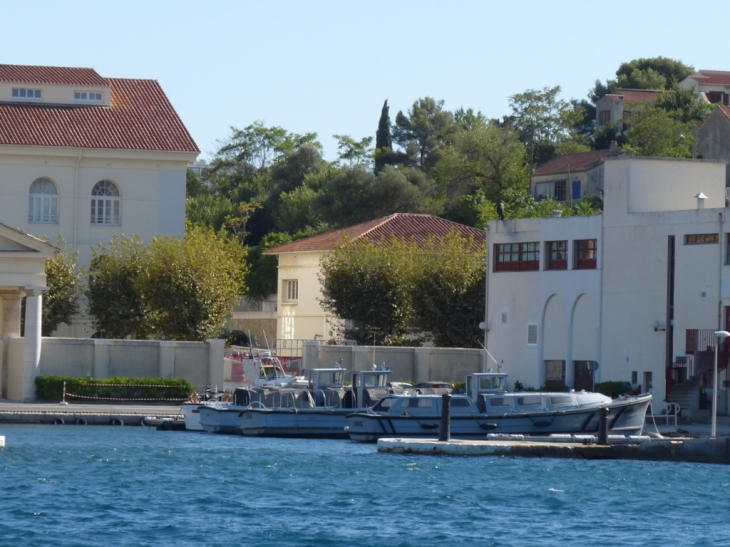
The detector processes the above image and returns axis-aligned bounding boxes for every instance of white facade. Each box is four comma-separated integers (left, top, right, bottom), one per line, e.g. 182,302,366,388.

487,157,730,411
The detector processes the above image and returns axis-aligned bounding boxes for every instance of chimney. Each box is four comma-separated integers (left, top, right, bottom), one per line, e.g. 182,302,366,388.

695,192,707,210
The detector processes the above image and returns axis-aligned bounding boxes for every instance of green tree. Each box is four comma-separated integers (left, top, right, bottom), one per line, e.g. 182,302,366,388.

410,232,486,347
393,97,454,171
435,121,528,207
320,237,416,345
374,99,394,173
334,134,373,168
42,245,80,336
186,193,236,231
139,225,248,341
625,108,697,158
656,86,713,124
508,85,584,172
590,57,694,101
186,169,209,198
86,235,150,339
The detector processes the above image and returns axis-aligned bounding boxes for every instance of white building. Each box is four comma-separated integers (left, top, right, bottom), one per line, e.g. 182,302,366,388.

0,64,199,336
486,156,730,416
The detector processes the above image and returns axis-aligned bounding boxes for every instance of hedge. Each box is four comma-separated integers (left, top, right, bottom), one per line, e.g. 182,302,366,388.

35,376,194,403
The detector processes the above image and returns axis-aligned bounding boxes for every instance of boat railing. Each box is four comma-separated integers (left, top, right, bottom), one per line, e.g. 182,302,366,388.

311,389,342,408
647,402,680,431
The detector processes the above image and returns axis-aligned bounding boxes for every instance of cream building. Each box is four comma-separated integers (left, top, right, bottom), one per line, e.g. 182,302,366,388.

0,64,199,336
487,157,730,417
265,214,486,343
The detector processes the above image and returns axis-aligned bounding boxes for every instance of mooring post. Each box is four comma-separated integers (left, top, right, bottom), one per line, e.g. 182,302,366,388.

598,407,609,445
439,393,452,441
60,381,68,405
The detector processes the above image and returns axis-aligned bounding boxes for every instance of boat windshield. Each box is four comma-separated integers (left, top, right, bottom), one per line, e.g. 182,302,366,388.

362,372,389,388
317,370,344,386
478,376,505,390
259,365,286,380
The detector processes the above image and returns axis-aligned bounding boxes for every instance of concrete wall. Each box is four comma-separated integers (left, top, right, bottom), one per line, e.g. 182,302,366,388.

2,337,225,401
304,344,484,385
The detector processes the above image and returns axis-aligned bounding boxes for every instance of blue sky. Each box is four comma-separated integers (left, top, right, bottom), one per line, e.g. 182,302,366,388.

1,1,724,161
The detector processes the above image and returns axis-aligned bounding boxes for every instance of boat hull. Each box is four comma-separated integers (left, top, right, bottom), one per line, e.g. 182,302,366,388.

239,408,351,438
198,405,247,435
347,395,653,442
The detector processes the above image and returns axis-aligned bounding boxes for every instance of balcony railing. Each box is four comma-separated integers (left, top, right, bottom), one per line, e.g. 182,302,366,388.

686,329,719,355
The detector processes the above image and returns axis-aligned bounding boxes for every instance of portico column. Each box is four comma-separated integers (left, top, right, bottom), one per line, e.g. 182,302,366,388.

22,286,47,402
1,290,24,399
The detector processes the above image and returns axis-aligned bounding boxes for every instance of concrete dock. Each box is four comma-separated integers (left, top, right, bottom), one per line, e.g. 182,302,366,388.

0,401,183,426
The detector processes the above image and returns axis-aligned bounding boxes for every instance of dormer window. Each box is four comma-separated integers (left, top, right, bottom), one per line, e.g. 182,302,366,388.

12,88,41,100
74,91,102,102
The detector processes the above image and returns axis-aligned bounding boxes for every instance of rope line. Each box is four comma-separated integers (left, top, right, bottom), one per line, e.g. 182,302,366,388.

65,392,185,402
63,383,183,388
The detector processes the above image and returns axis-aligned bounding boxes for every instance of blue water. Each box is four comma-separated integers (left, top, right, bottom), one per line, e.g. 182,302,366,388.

1,425,729,547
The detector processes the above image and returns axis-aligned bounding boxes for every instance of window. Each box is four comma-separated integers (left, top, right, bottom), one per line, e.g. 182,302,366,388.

534,179,566,201
574,239,597,269
574,361,595,391
12,88,41,99
283,279,298,301
545,360,566,386
90,180,120,225
644,371,653,390
546,241,568,270
598,110,612,126
28,178,58,224
494,242,539,272
527,324,538,345
685,233,718,245
74,91,103,102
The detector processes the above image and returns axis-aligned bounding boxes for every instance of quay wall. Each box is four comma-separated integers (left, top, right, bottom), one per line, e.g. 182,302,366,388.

304,343,485,384
0,337,225,402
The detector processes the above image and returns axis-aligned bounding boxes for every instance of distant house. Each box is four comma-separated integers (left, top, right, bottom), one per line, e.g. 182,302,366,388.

696,105,730,168
595,89,662,131
0,64,199,336
264,214,486,342
531,147,622,203
680,70,730,106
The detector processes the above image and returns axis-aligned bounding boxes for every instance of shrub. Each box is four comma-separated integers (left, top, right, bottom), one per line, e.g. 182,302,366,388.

35,376,194,403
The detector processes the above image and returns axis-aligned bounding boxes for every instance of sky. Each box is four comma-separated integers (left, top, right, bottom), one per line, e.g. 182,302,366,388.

2,0,727,162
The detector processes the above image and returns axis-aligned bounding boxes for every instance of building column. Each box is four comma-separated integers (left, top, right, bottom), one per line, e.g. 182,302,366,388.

1,290,24,399
22,286,46,402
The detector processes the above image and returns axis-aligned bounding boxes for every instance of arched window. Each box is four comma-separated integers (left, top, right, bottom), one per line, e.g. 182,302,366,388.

28,178,58,223
91,180,120,225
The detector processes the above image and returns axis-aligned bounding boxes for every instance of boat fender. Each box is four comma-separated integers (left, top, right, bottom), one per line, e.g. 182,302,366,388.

140,417,149,427
111,418,124,426
53,417,65,425
75,417,87,425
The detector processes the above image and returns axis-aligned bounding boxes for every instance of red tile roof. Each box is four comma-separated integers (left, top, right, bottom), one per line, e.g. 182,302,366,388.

535,149,617,175
605,89,661,104
717,105,730,121
265,213,486,254
0,77,199,152
688,70,730,86
0,64,108,86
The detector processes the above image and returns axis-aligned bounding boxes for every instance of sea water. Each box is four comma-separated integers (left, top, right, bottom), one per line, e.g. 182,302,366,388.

1,425,729,547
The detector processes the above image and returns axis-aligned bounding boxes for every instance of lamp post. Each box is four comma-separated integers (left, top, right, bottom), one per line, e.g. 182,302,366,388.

712,331,730,437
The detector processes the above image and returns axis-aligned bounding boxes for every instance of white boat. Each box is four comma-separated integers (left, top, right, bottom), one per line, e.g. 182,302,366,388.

346,372,653,442
237,366,393,438
190,354,304,433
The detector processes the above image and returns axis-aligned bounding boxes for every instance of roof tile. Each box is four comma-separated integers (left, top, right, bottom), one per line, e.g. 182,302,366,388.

689,70,730,86
606,89,662,104
0,77,198,152
0,64,108,86
535,149,617,175
265,214,486,254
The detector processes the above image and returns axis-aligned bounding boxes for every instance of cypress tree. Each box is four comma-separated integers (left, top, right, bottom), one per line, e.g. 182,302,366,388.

374,99,392,172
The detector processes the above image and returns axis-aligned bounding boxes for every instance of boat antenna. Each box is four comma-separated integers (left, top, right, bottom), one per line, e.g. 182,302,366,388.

477,341,501,369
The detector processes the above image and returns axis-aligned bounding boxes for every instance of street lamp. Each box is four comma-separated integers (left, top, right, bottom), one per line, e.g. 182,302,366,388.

712,330,730,437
